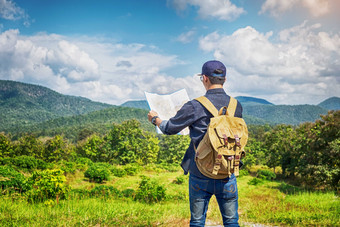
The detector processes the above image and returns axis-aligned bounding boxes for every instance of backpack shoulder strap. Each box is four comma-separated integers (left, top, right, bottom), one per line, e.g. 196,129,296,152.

227,97,237,117
195,96,218,117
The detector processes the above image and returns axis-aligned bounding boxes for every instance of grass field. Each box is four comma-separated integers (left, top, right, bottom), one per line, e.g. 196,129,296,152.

0,166,339,226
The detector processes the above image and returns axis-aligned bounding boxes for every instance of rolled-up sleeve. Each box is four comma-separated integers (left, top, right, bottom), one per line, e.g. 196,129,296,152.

158,101,196,135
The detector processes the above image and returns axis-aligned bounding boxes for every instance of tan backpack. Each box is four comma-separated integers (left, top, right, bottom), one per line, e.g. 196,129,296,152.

195,96,248,179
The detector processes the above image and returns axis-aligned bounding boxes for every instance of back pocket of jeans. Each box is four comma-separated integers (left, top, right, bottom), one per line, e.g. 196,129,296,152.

222,177,238,199
190,175,209,192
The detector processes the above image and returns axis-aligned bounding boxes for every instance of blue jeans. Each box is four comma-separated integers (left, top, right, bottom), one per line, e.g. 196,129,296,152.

189,174,239,227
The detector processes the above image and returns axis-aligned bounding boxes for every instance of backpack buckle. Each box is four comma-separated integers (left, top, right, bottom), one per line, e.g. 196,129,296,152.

235,134,241,147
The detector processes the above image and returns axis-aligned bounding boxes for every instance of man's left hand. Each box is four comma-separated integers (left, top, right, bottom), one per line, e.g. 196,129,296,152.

148,110,159,122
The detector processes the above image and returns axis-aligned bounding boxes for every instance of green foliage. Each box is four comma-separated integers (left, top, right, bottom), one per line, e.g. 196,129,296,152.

74,157,94,166
43,135,69,162
243,137,267,168
263,124,296,174
238,169,249,178
90,185,121,198
58,161,78,174
257,169,276,180
158,134,190,164
14,134,44,158
106,119,159,165
135,175,166,203
10,155,40,171
0,133,13,157
77,134,105,162
172,175,185,185
248,177,264,185
0,165,30,192
26,169,70,203
84,163,110,183
261,110,340,189
110,165,127,177
110,164,141,177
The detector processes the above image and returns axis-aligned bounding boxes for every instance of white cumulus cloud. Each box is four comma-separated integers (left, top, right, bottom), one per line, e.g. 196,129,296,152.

0,29,206,105
260,0,330,17
0,0,30,26
199,21,340,104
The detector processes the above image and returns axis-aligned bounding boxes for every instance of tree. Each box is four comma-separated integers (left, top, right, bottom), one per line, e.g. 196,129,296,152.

243,137,267,168
14,134,43,158
158,134,190,164
263,125,296,174
43,135,69,162
105,119,159,165
77,134,106,162
294,111,340,189
0,133,13,157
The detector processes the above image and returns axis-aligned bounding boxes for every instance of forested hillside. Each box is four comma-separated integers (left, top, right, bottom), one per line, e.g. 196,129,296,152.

0,80,112,131
318,96,340,110
242,104,328,125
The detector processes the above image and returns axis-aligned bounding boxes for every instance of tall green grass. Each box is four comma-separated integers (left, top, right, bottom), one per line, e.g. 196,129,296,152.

0,168,339,226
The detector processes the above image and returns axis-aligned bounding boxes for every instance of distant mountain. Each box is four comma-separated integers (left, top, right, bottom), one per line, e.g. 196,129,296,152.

120,96,331,125
243,104,328,125
121,100,149,110
0,80,112,131
318,97,340,110
235,96,274,106
121,96,275,110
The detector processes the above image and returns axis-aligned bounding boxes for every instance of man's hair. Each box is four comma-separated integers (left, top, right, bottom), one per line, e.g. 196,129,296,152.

207,76,225,85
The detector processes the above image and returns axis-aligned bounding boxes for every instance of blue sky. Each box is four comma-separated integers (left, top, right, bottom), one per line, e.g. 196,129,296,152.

0,0,339,105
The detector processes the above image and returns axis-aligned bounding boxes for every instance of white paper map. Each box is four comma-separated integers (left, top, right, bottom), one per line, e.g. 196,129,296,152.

145,89,190,135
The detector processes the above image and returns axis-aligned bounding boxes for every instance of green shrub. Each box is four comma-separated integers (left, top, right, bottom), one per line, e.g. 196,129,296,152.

0,157,13,166
257,169,276,180
110,166,127,177
158,163,179,172
90,185,121,198
59,161,77,174
122,188,135,198
248,177,264,185
173,175,185,185
75,157,94,166
0,165,30,192
11,155,38,171
124,164,141,176
84,163,110,183
26,169,70,203
238,169,249,178
135,175,166,203
70,188,91,199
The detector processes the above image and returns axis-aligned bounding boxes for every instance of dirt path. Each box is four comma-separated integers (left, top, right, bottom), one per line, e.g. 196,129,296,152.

205,220,277,227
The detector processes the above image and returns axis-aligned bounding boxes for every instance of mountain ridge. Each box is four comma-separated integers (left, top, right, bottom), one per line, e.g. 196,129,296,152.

1,80,338,139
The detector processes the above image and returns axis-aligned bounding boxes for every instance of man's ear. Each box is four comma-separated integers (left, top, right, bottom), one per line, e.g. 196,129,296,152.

204,75,209,83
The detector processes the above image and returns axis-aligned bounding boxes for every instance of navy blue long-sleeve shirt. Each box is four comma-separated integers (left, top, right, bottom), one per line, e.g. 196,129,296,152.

159,88,243,179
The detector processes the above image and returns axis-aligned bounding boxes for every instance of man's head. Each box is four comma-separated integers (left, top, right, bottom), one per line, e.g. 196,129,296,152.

198,60,226,85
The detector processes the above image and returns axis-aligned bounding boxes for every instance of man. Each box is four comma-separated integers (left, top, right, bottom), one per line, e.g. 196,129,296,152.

148,60,243,227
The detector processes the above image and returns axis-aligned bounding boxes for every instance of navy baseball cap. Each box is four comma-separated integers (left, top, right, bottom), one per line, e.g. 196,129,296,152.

197,60,226,77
